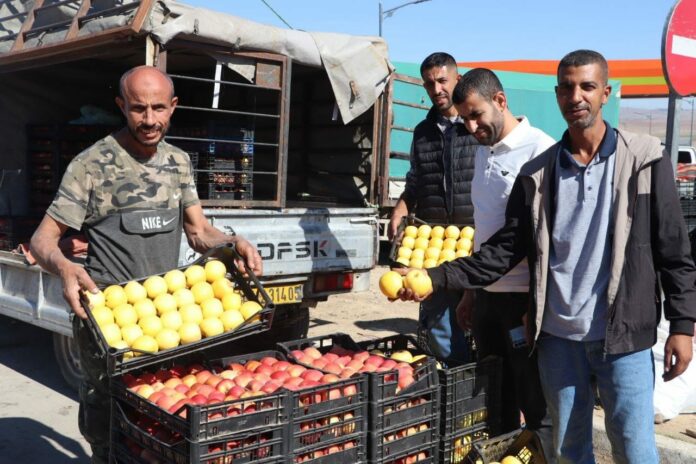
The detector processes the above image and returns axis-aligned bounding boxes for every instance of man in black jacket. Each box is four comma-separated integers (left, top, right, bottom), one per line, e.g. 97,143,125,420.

388,52,480,363
397,50,696,463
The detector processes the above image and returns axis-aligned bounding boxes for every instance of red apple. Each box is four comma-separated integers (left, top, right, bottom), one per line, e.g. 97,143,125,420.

244,360,262,372
303,346,322,360
337,355,352,367
320,373,340,384
353,351,370,363
181,374,198,387
195,370,213,384
155,369,171,382
148,391,166,404
273,360,292,372
174,384,189,395
365,355,384,367
339,368,356,379
343,384,358,397
323,363,342,375
138,373,157,384
346,359,364,371
186,363,206,374
196,384,215,397
260,356,279,366
208,391,226,403
164,377,183,389
287,365,306,378
359,364,377,373
190,394,207,405
248,379,264,392
323,352,339,363
234,373,253,388
216,379,235,394
218,369,238,380
302,369,324,382
226,362,245,372
156,395,178,411
228,385,245,399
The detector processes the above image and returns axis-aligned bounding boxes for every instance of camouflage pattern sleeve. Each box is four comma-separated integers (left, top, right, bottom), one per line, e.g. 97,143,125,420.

180,152,200,208
46,157,92,231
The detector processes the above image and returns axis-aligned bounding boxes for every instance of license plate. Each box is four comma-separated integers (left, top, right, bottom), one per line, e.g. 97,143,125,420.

262,284,303,304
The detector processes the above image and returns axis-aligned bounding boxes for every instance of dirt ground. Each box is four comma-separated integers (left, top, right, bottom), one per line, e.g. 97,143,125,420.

311,265,696,453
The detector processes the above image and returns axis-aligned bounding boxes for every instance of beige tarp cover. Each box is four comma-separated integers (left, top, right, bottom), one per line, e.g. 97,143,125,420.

0,0,393,123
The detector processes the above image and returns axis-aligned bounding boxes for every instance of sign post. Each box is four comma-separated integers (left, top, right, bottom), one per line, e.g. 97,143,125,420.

662,0,696,168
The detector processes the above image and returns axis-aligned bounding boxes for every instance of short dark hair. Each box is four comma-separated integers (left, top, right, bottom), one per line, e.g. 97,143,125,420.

452,68,504,105
420,52,457,76
557,49,609,84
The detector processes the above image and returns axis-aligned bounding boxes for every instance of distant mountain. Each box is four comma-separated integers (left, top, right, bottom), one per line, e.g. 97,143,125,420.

619,106,694,146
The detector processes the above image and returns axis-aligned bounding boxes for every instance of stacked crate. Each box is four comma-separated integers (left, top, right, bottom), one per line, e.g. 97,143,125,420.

0,216,41,251
26,124,116,216
167,123,255,201
111,351,292,464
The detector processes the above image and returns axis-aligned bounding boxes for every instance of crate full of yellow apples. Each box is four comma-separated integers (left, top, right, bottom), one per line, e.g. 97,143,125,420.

81,243,275,376
389,216,475,270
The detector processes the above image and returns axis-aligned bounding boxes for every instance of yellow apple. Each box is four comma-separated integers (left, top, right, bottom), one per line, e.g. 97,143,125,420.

211,278,234,299
220,309,245,331
416,225,432,239
240,301,263,321
221,293,242,312
191,281,215,304
104,285,127,309
101,323,122,346
404,269,433,297
379,271,404,299
423,258,438,269
409,258,424,269
460,226,475,240
143,275,168,299
397,247,413,259
172,288,195,308
403,225,418,238
112,304,138,327
430,226,445,239
90,306,114,327
154,293,177,315
163,269,187,293
184,265,206,287
501,457,523,464
428,237,444,249
155,328,180,350
120,323,144,346
414,237,429,250
200,317,225,337
442,238,457,251
178,322,202,344
83,290,106,308
390,350,413,363
131,335,159,355
179,303,203,324
396,256,411,267
456,237,473,252
439,249,456,262
133,299,157,319
123,281,148,304
445,225,460,239
455,249,469,258
160,310,183,331
425,247,441,260
401,236,416,249
410,248,425,261
205,259,227,283
139,315,163,337
201,298,224,319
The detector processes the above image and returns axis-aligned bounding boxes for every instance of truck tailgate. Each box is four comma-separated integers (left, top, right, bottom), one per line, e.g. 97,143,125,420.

181,208,378,277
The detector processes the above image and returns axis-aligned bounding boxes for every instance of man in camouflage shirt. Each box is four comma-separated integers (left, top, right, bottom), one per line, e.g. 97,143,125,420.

30,66,263,463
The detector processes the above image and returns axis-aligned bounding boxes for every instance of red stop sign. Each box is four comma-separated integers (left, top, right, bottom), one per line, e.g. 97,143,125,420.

662,0,696,96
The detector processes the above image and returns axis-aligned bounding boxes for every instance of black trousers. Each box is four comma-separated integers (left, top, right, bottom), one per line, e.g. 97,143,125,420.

473,290,556,464
73,317,110,464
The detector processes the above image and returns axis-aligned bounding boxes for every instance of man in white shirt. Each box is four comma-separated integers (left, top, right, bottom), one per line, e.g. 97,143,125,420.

452,68,556,461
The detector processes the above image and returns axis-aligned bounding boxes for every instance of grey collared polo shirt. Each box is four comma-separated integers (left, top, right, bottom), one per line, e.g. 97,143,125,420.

543,122,617,341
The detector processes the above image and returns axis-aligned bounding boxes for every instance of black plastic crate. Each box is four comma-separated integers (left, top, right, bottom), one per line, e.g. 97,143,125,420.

440,425,490,464
82,243,275,376
373,449,437,464
465,428,545,464
290,405,367,463
197,171,253,201
112,350,292,442
111,400,286,464
437,356,503,437
356,335,439,403
200,154,254,172
368,422,438,464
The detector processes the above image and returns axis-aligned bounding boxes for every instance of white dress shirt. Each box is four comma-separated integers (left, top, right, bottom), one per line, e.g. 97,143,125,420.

472,117,555,292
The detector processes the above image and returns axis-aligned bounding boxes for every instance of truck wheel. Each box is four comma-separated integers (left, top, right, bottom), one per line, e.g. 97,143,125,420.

52,333,83,391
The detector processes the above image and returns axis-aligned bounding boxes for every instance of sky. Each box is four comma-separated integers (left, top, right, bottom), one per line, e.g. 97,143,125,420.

184,0,688,111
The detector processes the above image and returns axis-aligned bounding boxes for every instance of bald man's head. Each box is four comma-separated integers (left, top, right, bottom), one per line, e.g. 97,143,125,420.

115,66,178,154
119,66,175,100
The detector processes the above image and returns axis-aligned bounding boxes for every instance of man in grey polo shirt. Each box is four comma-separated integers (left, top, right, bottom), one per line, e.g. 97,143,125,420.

397,50,696,463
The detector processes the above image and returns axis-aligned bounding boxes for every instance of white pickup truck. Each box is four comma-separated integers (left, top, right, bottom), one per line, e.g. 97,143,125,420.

0,1,397,389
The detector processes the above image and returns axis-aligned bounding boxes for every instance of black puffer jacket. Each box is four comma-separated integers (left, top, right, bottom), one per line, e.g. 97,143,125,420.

403,107,480,225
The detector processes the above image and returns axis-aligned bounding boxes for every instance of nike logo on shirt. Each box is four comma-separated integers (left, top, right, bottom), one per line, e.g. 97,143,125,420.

141,216,177,230
172,192,182,200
